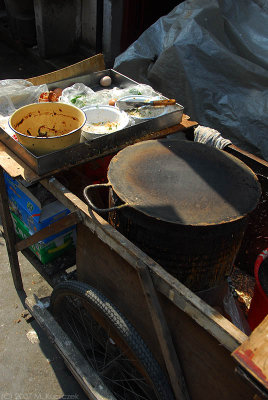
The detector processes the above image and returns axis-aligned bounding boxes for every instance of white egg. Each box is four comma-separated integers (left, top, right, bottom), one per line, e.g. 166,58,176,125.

100,76,112,87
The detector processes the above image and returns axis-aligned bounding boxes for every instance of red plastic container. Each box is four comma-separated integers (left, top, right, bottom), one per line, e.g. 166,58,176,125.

247,248,268,331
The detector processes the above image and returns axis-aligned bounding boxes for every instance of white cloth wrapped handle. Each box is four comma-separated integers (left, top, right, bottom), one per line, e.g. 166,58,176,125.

194,125,232,149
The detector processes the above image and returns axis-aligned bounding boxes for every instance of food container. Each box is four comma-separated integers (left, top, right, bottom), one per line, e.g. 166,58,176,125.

0,69,185,176
116,95,167,120
81,105,130,140
9,102,86,155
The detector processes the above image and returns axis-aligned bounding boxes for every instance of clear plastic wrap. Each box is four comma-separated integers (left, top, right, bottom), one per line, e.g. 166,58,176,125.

59,83,160,108
0,79,48,117
59,83,95,108
197,280,251,335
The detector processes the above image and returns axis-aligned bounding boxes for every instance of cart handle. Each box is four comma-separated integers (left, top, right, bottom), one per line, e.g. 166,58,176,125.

83,183,128,214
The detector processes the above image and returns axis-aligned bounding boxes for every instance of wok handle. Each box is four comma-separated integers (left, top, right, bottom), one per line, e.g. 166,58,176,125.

83,183,128,214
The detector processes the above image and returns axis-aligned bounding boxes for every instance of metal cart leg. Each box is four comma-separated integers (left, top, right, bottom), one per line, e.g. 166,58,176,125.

0,167,23,291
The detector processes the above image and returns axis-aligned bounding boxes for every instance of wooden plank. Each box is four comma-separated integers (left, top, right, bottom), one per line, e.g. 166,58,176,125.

232,315,268,391
15,211,82,252
0,141,38,181
76,224,257,400
136,261,190,400
76,223,164,365
43,176,247,352
27,53,106,86
0,167,23,290
151,269,248,351
159,289,257,400
25,294,117,400
226,144,268,174
235,367,268,399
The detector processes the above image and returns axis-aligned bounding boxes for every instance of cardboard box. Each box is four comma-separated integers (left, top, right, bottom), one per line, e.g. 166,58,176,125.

11,212,76,264
4,171,71,242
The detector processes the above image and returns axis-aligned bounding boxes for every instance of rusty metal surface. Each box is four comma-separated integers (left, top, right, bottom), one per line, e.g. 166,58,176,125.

109,188,249,291
108,140,262,226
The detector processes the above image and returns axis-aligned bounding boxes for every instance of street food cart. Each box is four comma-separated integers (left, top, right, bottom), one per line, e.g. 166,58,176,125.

0,54,267,400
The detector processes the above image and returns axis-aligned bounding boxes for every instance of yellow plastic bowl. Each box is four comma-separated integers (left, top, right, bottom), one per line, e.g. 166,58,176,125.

9,102,86,156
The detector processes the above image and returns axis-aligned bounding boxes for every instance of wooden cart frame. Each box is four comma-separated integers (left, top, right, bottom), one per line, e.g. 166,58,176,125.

0,54,267,400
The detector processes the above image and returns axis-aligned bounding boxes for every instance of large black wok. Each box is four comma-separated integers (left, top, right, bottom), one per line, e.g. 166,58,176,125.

84,140,261,291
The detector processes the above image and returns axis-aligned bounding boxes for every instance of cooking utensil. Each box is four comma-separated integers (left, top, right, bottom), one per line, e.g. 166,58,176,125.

116,98,176,110
84,140,261,291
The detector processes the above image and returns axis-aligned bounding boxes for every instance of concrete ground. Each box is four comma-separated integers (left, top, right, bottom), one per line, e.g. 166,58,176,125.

0,232,88,400
0,39,88,399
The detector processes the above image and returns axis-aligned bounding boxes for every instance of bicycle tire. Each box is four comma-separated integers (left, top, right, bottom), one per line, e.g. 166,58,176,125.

50,280,175,400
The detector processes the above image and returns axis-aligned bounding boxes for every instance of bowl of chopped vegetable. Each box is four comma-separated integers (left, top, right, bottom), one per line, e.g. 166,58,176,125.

81,105,130,141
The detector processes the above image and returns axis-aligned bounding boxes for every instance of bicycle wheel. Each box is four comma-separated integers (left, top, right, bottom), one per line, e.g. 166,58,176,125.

50,280,175,400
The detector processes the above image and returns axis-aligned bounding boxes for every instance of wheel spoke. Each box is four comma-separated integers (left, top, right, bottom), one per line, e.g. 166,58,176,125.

62,307,156,399
103,375,150,400
78,304,98,368
100,350,124,373
102,327,112,370
51,282,172,400
63,303,95,370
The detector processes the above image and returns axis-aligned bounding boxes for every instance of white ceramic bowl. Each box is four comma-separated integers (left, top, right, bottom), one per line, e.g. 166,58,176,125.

81,105,130,140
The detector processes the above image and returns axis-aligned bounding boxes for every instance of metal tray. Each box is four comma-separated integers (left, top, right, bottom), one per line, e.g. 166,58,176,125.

0,69,184,177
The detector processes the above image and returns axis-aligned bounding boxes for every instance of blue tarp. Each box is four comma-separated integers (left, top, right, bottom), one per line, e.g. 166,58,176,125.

114,0,268,160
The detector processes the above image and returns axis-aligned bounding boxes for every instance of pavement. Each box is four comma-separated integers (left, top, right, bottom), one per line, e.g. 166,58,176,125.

0,239,88,400
0,39,89,400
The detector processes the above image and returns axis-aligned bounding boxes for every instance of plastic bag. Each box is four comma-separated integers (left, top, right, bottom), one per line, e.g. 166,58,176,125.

0,79,48,117
59,83,161,108
197,280,251,335
114,0,268,161
59,83,95,108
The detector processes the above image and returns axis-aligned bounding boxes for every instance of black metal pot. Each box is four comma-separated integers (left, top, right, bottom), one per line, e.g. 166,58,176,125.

84,140,261,292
